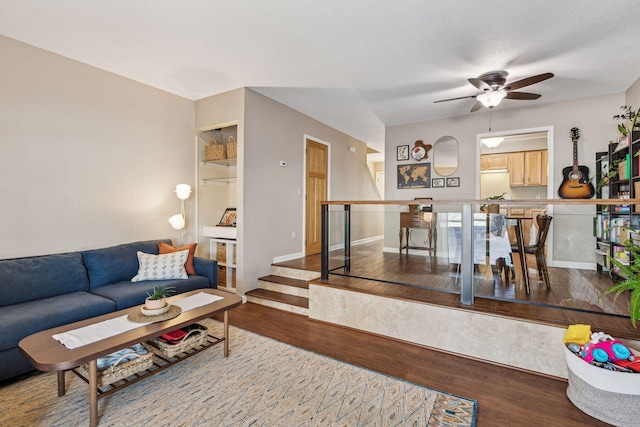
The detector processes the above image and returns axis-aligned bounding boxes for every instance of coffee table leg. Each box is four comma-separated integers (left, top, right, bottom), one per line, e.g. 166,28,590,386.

89,359,98,427
224,310,229,357
57,370,66,396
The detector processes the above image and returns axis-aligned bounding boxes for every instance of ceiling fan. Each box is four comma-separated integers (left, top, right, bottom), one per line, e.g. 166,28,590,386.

434,71,554,112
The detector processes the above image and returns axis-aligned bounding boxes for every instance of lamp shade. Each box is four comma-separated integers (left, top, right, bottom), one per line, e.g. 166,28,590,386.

477,90,506,108
175,184,191,200
482,137,504,148
168,214,185,230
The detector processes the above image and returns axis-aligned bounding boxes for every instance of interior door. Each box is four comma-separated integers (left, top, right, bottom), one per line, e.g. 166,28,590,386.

305,139,328,255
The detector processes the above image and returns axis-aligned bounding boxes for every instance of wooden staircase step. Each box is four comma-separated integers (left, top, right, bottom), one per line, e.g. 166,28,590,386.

259,275,309,289
245,289,309,309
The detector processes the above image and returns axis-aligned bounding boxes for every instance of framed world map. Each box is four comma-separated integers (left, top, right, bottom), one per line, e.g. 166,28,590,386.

397,163,431,189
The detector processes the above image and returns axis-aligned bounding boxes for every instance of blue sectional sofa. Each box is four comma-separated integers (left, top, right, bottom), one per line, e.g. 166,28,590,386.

0,239,217,382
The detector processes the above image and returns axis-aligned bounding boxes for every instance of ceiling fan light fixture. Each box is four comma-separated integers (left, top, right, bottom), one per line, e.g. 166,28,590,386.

477,89,506,108
482,137,504,148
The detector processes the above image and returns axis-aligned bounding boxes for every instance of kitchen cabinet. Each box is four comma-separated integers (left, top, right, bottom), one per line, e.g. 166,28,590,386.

508,152,525,185
481,153,508,171
508,150,547,186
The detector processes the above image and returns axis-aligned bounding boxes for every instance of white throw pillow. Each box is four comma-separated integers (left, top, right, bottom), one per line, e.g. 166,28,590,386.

131,250,188,282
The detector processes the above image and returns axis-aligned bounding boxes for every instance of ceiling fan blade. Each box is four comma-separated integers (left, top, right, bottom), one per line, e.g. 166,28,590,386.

433,95,477,103
504,91,541,100
505,73,554,91
468,78,492,91
470,101,483,112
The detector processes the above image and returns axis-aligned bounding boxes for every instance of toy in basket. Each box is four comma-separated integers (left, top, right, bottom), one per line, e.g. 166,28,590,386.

77,343,154,387
147,323,209,358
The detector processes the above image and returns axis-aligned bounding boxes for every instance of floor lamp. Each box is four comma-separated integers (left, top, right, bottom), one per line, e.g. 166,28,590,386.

168,184,192,246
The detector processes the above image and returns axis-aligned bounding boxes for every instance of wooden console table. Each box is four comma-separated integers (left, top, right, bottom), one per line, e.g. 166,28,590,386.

399,211,437,254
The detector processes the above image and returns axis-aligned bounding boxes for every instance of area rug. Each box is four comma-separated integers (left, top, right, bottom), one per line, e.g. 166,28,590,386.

0,319,477,426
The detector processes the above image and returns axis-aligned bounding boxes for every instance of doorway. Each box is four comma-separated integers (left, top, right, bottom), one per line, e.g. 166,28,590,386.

477,126,553,201
305,138,329,255
476,125,555,265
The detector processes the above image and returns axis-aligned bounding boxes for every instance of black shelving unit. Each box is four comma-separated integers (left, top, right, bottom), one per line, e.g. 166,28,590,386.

594,131,640,275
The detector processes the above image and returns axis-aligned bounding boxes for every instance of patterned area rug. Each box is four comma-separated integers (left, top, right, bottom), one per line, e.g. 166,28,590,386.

0,319,477,426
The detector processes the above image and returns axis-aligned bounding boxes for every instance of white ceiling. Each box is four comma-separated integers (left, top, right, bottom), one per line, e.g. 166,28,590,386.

1,1,639,153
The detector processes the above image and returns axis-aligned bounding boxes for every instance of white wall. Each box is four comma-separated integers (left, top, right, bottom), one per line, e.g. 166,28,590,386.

626,77,640,109
242,89,382,293
385,93,625,264
0,36,195,258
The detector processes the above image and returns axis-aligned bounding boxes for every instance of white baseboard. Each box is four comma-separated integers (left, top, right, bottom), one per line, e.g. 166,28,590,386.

330,235,383,251
273,251,305,263
273,235,383,263
551,260,596,270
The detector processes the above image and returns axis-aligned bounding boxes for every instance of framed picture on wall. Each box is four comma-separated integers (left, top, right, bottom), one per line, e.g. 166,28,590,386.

432,178,445,188
446,177,460,187
397,163,430,189
397,145,409,161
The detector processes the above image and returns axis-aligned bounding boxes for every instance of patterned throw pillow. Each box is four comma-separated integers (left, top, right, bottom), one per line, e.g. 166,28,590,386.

131,250,188,282
158,242,197,275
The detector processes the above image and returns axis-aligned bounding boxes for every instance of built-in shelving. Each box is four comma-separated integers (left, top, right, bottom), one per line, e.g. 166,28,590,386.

197,123,239,294
202,177,237,184
209,237,236,293
202,158,237,167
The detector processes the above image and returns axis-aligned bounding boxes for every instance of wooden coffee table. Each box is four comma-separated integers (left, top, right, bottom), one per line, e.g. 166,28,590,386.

19,288,242,427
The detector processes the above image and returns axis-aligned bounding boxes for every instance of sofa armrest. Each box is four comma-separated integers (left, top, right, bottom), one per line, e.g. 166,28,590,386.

193,257,218,288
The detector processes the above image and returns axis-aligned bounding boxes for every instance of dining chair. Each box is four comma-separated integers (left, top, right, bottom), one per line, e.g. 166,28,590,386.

512,214,553,288
487,213,512,284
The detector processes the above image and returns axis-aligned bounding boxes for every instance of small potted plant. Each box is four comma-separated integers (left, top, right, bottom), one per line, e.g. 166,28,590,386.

480,192,506,213
145,285,176,309
613,105,640,139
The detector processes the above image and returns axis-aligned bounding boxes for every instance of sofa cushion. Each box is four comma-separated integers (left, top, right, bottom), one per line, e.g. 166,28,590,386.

0,292,115,352
158,242,197,274
81,239,171,289
90,276,210,310
131,250,188,282
0,253,90,307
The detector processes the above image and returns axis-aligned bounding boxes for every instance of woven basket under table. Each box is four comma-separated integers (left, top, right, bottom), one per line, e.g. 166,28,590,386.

78,343,154,387
147,325,209,358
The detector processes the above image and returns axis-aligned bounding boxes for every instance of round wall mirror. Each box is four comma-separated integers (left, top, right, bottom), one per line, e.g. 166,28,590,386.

433,136,459,177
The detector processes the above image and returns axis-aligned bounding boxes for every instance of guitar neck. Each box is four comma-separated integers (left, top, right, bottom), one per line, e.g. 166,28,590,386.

572,138,579,171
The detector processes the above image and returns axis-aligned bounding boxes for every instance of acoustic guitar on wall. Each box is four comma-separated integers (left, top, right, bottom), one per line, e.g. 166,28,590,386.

558,127,595,199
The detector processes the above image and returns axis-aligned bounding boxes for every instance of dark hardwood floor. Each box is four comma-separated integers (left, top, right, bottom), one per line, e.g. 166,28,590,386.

221,303,609,426
289,241,640,341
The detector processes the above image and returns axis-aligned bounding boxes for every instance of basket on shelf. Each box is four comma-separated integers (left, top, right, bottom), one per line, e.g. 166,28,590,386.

227,136,237,159
618,159,628,181
147,324,209,358
205,137,226,161
78,343,154,387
